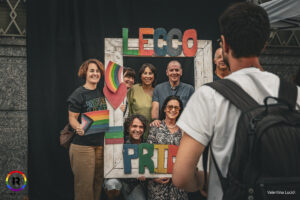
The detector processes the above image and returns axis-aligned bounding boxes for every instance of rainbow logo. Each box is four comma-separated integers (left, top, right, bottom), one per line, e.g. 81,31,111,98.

105,61,123,93
6,170,27,192
82,110,109,135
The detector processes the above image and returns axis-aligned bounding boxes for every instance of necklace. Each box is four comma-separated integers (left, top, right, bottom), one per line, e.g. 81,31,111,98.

166,123,177,129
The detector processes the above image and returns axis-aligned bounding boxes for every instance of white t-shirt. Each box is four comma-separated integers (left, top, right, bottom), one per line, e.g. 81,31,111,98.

177,67,300,200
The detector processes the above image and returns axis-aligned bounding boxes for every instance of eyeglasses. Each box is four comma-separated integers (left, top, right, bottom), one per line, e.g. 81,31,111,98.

166,105,180,111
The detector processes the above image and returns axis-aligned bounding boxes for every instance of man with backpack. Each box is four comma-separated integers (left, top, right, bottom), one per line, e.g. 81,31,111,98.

173,2,300,200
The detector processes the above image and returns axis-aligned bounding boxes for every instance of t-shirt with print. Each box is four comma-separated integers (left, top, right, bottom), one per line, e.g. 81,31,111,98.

67,85,107,146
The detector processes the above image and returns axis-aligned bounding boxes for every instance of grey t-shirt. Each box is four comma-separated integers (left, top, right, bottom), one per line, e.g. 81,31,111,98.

152,81,194,112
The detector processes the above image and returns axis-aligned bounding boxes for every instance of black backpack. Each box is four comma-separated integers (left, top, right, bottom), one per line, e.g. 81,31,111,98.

204,78,300,200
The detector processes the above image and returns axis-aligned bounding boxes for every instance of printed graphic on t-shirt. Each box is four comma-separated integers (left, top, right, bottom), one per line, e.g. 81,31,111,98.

85,97,107,112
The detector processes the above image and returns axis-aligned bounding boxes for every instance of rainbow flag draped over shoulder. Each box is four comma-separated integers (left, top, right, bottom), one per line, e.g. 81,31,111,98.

81,110,109,135
105,61,123,93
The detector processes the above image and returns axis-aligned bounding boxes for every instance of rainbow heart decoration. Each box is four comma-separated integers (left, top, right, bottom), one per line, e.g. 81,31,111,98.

105,61,123,93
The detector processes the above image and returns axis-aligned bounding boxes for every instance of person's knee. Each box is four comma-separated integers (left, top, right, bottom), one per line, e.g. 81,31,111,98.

105,189,121,199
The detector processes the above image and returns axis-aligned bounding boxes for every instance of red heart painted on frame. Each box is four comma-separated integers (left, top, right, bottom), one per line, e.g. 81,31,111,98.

103,82,127,110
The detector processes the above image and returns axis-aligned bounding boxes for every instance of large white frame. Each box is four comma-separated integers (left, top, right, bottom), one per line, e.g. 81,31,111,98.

104,38,212,178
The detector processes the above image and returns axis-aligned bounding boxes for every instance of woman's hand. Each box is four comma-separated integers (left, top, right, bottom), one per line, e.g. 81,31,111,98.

137,176,146,181
75,126,85,136
153,177,170,184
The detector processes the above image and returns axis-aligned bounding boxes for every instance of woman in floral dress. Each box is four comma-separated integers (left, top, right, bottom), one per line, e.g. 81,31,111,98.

147,95,188,200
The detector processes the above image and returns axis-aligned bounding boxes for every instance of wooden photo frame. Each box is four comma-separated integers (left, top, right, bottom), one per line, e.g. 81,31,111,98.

104,37,212,178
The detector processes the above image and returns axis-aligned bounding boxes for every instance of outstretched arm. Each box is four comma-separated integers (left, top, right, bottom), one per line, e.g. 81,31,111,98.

172,133,206,192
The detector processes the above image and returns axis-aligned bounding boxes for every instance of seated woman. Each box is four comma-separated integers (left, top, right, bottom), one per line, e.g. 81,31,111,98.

104,114,148,200
128,63,157,140
147,95,188,200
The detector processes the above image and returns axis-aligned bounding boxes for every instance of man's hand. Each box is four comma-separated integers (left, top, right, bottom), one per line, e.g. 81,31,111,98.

150,119,161,127
137,176,146,181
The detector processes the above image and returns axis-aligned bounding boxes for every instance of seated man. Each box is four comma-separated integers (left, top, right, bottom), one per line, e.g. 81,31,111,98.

104,114,147,200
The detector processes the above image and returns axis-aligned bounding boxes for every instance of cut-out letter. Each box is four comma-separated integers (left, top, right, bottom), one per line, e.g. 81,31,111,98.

123,28,139,55
182,29,197,57
123,144,138,174
139,28,154,56
154,144,168,173
167,28,182,56
167,145,178,173
154,28,167,56
139,143,154,173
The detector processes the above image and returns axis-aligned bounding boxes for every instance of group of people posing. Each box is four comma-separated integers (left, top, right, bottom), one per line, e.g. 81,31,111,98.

67,2,300,200
67,58,211,200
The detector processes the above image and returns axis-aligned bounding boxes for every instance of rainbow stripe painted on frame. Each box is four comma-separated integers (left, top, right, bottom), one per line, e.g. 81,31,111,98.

105,61,123,93
105,126,124,144
6,170,27,192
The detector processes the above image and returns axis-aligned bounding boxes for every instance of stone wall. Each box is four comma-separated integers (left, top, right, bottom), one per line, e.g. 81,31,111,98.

0,37,28,200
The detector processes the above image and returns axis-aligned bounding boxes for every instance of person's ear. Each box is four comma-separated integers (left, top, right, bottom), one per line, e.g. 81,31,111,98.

221,35,229,54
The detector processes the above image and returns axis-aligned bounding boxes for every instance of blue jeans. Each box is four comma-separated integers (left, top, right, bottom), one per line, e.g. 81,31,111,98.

122,183,146,200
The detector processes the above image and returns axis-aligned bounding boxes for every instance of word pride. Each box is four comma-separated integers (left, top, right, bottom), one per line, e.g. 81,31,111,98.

123,143,178,174
123,28,198,57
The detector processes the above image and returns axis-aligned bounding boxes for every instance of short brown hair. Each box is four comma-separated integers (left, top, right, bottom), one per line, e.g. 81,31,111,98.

77,59,104,79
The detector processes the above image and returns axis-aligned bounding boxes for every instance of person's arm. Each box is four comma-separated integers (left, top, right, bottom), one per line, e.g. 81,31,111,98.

68,111,84,136
150,101,161,127
172,133,205,192
127,87,134,116
151,101,159,119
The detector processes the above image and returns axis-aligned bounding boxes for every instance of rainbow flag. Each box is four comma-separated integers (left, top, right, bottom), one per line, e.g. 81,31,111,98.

81,110,109,135
105,61,123,93
105,126,124,144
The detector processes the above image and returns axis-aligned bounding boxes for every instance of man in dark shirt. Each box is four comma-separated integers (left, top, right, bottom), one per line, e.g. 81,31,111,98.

151,60,194,126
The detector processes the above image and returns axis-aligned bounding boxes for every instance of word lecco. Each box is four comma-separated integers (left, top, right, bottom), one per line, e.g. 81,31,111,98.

122,28,198,57
123,143,178,174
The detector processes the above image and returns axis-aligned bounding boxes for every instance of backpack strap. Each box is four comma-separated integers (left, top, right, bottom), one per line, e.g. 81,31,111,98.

204,79,259,192
279,78,298,109
205,79,259,112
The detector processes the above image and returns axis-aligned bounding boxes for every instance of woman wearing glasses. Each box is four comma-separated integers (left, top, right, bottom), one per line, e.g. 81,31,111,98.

147,95,188,200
